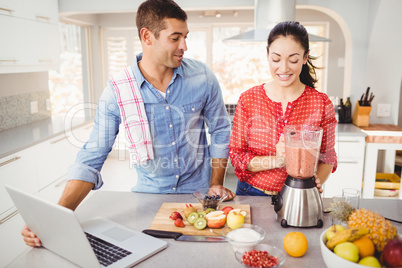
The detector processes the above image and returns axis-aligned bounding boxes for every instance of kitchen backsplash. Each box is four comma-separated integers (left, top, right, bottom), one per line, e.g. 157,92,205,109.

0,90,51,131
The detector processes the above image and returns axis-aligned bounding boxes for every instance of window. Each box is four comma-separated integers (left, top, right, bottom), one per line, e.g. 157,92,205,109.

102,28,141,83
304,24,329,93
49,23,87,117
212,26,270,104
100,23,328,105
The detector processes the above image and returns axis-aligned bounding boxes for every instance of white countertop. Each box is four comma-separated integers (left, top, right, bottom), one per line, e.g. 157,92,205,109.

336,123,366,137
0,115,94,159
7,191,402,268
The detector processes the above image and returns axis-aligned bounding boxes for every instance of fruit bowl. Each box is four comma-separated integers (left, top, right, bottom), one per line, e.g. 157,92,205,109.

234,243,286,268
222,224,266,252
320,230,365,268
192,187,228,210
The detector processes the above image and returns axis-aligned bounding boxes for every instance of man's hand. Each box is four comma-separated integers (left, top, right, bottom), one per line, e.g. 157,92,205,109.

21,225,41,247
209,184,236,201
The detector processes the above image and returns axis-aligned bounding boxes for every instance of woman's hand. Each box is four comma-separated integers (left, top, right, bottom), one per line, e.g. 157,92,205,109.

275,135,286,168
314,175,323,193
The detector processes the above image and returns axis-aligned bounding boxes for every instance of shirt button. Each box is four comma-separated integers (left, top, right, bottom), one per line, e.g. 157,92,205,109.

176,175,179,178
166,106,169,110
169,124,173,128
285,120,288,123
192,108,195,111
288,105,291,108
172,142,175,145
173,187,176,190
174,158,178,162
167,90,170,94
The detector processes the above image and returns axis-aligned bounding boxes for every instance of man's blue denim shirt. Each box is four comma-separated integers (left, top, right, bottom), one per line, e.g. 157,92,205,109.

68,54,231,194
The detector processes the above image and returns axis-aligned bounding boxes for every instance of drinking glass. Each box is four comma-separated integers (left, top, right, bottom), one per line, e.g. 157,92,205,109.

342,188,360,210
330,195,348,227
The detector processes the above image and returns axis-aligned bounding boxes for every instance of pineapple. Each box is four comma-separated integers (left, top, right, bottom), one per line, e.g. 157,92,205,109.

347,208,397,252
329,200,397,252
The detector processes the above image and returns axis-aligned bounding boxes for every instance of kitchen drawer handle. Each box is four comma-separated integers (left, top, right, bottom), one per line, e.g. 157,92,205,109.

50,135,69,144
39,59,53,63
338,160,359,164
0,59,18,63
0,210,19,225
0,156,21,167
0,7,15,12
36,15,50,21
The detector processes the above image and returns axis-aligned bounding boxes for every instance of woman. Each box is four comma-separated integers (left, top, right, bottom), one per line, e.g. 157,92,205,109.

229,21,337,196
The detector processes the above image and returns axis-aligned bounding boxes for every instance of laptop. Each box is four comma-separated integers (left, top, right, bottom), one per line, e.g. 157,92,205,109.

5,185,167,267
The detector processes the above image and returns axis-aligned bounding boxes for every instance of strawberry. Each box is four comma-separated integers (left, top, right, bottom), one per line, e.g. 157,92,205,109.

174,218,185,228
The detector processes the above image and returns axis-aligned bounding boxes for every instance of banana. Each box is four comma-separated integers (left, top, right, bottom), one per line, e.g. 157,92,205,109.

326,227,370,250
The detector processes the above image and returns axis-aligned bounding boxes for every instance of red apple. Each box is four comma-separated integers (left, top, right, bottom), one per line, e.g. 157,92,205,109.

205,211,226,228
381,237,402,267
221,206,234,215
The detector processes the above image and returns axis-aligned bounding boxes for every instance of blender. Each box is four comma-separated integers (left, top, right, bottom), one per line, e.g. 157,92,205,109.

272,125,324,228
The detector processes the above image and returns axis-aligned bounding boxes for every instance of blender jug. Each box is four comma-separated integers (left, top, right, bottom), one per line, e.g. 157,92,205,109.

272,125,324,228
284,125,323,179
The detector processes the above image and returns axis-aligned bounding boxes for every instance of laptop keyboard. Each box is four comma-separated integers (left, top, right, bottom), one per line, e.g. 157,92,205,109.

85,232,132,267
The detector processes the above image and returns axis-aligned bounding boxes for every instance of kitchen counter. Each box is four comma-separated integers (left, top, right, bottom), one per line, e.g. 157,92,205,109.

336,123,366,137
7,192,402,267
0,115,94,159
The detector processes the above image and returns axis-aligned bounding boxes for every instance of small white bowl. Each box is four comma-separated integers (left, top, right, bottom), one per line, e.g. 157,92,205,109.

222,224,265,252
320,230,364,268
234,243,286,268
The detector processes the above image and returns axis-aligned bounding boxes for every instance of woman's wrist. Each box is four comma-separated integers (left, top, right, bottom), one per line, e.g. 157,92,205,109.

248,156,283,172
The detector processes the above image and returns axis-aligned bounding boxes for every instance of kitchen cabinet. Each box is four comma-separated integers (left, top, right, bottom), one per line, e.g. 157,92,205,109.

0,0,24,18
36,131,78,191
0,0,60,73
0,213,27,268
0,122,93,218
0,146,38,221
0,122,94,267
323,128,366,198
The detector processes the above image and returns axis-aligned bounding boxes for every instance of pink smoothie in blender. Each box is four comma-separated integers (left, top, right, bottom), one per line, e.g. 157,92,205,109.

284,125,323,179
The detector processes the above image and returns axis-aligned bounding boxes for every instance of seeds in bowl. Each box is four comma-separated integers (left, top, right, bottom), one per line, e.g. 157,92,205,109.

242,250,278,267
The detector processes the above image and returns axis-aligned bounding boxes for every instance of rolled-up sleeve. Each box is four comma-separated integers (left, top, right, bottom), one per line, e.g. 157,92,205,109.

203,65,231,159
67,83,121,190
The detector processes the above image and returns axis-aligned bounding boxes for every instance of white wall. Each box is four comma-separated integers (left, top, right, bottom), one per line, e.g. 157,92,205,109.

364,0,402,124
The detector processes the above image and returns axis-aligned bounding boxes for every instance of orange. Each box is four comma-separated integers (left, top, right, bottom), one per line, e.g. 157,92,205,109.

353,236,375,258
283,232,308,257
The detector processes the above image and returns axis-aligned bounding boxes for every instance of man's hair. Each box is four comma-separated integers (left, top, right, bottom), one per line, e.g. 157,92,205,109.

136,0,187,40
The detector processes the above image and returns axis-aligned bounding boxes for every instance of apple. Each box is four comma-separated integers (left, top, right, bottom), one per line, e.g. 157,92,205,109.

381,237,402,267
205,211,226,228
231,208,247,217
221,206,234,215
334,242,359,263
326,224,346,241
358,256,381,267
227,210,245,230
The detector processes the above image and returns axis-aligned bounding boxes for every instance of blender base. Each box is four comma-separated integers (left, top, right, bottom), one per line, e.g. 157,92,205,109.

273,176,324,228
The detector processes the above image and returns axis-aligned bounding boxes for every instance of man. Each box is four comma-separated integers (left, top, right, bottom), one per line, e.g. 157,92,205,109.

22,0,234,247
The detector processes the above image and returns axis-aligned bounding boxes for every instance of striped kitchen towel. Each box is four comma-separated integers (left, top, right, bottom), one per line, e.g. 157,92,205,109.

110,67,154,165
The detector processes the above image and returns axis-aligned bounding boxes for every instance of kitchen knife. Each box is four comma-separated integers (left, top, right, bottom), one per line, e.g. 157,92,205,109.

142,229,227,242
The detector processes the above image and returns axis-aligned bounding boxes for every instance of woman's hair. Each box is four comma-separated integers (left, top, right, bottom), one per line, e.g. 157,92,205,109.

136,0,187,40
267,21,318,89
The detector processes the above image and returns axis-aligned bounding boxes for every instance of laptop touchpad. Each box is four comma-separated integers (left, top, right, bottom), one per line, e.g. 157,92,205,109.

102,227,135,242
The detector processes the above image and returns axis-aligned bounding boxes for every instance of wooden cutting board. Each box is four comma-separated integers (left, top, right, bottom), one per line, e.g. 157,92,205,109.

148,202,251,236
